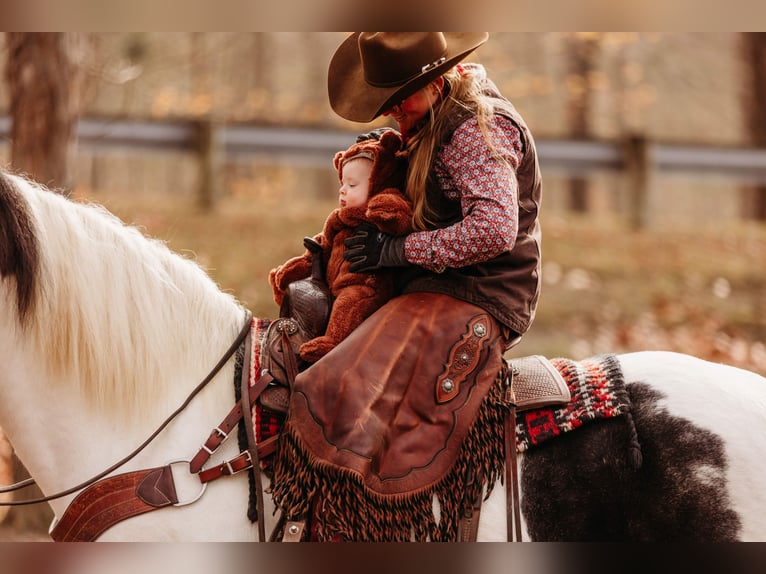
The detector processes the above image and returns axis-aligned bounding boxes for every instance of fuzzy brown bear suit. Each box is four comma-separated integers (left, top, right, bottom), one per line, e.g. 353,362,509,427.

269,130,413,363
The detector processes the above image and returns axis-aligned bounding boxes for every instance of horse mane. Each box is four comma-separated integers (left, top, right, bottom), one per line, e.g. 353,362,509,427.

0,170,245,412
0,172,39,322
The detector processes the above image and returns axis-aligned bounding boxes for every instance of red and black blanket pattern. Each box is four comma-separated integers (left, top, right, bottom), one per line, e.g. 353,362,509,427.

247,319,284,462
515,354,633,452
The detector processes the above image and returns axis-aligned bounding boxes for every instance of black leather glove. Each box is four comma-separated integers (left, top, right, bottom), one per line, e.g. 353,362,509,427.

355,127,400,143
343,222,409,273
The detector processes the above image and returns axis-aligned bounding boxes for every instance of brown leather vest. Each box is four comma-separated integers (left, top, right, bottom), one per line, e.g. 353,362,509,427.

398,84,542,338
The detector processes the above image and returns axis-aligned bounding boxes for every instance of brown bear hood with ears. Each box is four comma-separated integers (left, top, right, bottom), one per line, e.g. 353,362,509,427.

333,129,408,200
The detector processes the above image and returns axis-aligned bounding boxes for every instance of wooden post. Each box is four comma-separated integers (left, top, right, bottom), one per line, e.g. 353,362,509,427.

197,119,222,211
565,34,601,215
741,33,766,221
623,135,652,231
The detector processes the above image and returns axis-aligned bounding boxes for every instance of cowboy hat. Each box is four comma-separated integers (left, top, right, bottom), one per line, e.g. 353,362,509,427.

328,32,489,123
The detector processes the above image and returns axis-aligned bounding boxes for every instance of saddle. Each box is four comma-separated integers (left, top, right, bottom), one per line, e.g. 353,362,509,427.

256,244,573,540
260,236,331,410
509,354,571,410
268,292,571,541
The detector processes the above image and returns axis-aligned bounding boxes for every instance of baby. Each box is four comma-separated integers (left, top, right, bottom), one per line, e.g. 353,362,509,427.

269,129,412,362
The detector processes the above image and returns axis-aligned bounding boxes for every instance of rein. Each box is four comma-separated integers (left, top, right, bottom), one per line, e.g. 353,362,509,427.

0,309,253,507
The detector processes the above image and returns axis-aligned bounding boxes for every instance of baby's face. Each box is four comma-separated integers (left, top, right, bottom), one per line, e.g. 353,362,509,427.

338,158,372,208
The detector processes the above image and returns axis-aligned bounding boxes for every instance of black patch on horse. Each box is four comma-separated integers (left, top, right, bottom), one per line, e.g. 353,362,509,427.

520,382,741,541
0,171,39,323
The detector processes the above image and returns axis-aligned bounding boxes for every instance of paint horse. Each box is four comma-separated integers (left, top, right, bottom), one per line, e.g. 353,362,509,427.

1,170,765,541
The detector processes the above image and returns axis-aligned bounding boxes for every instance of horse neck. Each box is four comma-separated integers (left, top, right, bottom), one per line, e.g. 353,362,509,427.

13,176,245,416
0,175,263,538
0,315,248,528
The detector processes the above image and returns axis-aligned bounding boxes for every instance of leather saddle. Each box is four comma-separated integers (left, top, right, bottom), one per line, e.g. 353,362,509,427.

260,236,331,410
259,237,571,422
261,327,571,421
509,354,571,411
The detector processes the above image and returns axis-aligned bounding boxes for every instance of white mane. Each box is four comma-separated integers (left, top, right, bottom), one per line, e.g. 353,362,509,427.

10,174,245,413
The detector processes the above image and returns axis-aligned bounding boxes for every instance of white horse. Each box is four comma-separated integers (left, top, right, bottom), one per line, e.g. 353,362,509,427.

1,170,766,541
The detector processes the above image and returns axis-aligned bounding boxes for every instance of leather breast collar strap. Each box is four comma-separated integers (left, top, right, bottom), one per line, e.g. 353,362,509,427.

0,310,261,541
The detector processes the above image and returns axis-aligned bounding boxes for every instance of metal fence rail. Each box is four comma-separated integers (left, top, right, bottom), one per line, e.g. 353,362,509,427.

3,115,766,182
3,115,766,226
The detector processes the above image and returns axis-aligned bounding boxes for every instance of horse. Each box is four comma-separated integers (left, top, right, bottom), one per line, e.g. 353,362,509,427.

1,169,766,541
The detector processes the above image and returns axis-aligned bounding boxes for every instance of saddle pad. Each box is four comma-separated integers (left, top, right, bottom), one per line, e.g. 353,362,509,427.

515,354,632,452
233,317,278,450
233,317,284,523
277,292,505,496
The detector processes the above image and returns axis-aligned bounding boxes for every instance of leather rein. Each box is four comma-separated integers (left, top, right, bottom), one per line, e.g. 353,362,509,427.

0,310,267,539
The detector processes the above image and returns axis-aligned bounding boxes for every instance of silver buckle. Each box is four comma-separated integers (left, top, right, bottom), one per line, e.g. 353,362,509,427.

421,57,446,73
201,426,229,454
225,451,252,476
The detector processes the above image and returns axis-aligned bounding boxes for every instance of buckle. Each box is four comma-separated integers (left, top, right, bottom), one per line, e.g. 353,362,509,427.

421,56,446,73
225,451,252,476
201,426,229,454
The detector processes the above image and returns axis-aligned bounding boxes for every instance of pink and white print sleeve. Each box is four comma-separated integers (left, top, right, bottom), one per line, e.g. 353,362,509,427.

404,115,524,272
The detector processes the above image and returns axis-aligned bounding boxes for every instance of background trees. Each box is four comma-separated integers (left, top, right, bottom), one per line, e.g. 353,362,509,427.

5,33,90,192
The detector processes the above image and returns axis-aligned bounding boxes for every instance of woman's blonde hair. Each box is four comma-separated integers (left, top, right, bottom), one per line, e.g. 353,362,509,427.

406,65,510,230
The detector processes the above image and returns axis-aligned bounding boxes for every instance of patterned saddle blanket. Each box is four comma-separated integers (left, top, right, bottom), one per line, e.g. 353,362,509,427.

515,354,633,452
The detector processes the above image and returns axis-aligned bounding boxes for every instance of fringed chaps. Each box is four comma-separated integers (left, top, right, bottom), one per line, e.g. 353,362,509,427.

271,366,509,542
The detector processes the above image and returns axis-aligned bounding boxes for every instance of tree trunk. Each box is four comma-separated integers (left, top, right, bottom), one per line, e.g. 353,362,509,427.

2,33,88,535
742,33,766,221
4,33,86,193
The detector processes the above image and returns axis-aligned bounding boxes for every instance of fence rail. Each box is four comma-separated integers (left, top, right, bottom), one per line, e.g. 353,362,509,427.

3,115,766,225
3,115,766,177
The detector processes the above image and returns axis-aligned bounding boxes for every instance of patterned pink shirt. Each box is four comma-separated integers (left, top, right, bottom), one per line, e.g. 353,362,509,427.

404,115,524,272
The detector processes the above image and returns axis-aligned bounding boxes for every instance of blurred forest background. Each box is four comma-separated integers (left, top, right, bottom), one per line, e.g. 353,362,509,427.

0,32,765,537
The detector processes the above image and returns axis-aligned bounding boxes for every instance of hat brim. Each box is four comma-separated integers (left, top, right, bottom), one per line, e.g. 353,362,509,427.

328,32,489,123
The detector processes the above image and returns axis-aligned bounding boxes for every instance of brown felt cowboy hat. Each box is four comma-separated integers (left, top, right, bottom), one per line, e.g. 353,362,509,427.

328,32,489,123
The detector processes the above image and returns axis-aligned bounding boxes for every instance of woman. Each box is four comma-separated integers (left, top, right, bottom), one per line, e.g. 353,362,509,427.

270,32,543,541
332,32,542,348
